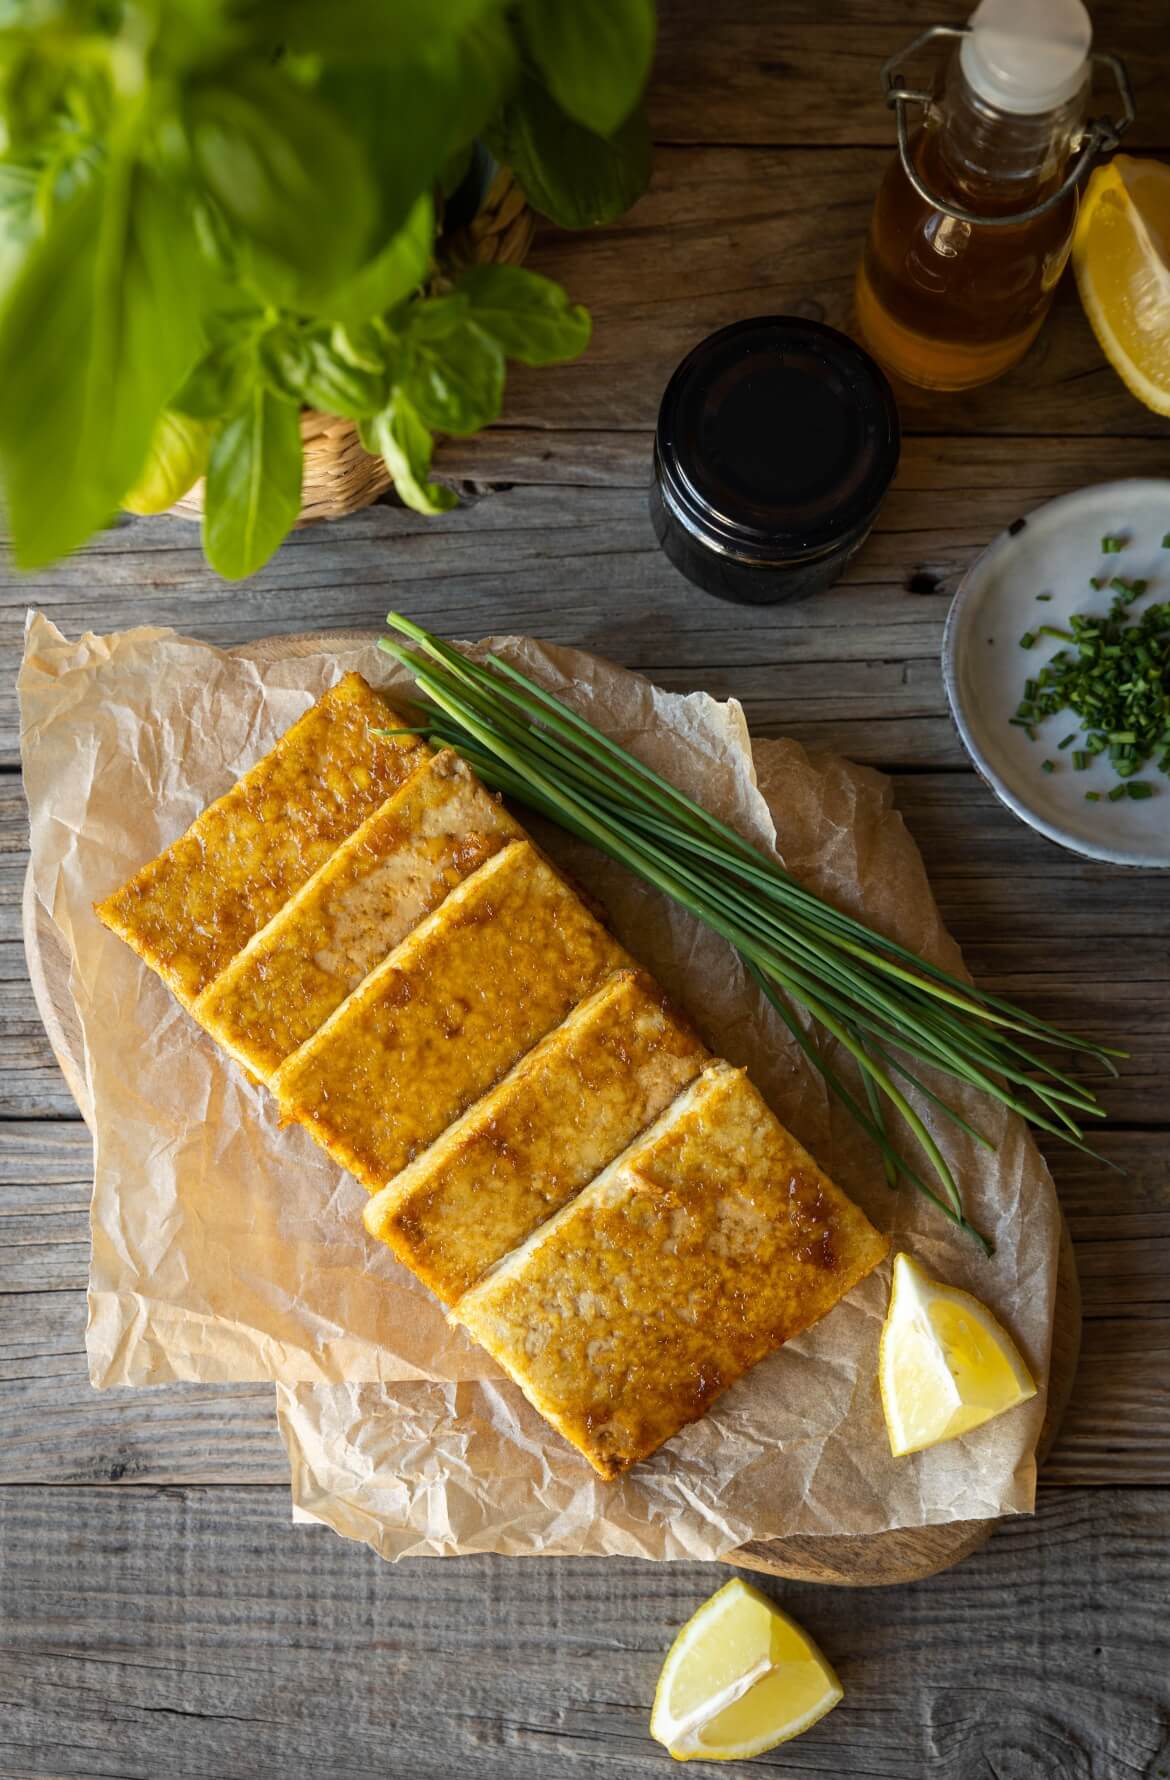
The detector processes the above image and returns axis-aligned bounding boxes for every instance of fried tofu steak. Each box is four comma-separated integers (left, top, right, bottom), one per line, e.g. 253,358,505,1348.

272,839,630,1193
193,749,522,1080
96,674,426,1007
453,1060,889,1478
364,968,709,1303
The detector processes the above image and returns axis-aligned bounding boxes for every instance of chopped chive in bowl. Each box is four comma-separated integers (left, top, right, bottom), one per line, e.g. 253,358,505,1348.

1010,573,1169,806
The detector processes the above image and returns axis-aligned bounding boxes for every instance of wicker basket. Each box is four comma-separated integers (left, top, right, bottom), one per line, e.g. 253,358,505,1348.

170,167,535,525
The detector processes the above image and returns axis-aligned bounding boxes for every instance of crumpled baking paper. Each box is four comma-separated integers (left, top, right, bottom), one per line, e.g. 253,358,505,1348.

19,610,1058,1559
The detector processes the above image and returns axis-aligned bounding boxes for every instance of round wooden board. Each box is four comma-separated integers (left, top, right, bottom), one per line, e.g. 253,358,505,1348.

23,628,1082,1588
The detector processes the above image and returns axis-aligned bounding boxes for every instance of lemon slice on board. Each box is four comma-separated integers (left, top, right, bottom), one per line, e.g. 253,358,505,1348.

650,1578,843,1762
879,1252,1038,1458
1072,154,1170,416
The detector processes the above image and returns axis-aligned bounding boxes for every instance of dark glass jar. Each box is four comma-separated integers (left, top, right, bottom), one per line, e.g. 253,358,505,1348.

650,316,901,605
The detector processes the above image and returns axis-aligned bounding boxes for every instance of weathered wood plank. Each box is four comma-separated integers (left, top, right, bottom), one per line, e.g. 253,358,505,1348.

0,1484,1167,1780
0,1318,282,1485
1,768,28,941
893,774,1170,1128
1040,1132,1170,1488
651,0,1170,151
510,147,1170,441
0,776,72,1116
0,975,76,1118
2,1123,1165,1486
0,1122,284,1481
7,434,1170,772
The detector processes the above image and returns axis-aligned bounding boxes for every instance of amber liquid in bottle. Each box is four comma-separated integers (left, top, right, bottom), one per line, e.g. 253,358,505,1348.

856,59,1084,391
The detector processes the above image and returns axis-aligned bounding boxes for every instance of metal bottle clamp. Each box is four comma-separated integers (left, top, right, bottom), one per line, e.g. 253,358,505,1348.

882,25,1135,227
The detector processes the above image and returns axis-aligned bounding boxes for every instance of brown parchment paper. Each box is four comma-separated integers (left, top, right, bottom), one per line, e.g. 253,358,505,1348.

19,610,1058,1560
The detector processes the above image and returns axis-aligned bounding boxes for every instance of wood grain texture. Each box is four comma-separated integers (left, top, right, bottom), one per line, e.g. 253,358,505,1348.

0,774,67,1116
507,148,1170,442
1,1484,1168,1780
650,0,1170,151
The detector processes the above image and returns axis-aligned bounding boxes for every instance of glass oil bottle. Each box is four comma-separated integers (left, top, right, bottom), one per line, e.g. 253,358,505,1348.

855,0,1134,392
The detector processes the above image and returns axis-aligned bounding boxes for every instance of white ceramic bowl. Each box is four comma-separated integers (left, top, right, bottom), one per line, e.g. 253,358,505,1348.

943,478,1170,869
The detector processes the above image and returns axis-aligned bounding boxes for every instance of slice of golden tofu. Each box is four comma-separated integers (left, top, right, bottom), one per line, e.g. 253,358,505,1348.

272,838,630,1194
364,968,710,1303
192,749,523,1081
453,1060,890,1479
95,673,427,1008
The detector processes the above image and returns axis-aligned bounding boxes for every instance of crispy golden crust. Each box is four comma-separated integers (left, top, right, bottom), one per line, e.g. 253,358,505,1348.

453,1061,890,1479
364,968,709,1304
192,749,523,1080
272,839,630,1194
95,674,427,1007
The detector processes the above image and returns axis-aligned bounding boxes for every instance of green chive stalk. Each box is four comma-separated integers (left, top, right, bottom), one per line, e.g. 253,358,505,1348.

379,614,1124,1253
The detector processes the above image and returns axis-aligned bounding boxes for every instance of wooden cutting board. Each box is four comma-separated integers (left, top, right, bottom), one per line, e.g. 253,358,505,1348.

23,629,1081,1587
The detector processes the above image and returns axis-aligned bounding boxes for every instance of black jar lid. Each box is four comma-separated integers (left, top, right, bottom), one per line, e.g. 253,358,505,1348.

654,316,900,566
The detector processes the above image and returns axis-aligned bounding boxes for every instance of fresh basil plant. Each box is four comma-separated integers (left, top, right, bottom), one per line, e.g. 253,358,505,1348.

0,0,656,577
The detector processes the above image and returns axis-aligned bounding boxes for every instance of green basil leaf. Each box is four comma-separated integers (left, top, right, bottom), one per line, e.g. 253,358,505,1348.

331,320,389,374
0,38,78,150
185,65,377,295
489,78,651,228
456,263,590,365
399,291,469,342
204,302,266,345
366,392,456,516
172,338,249,419
253,0,504,61
402,317,503,436
0,159,205,567
203,383,303,579
0,160,39,301
123,408,212,514
519,0,655,136
190,192,238,278
260,326,388,420
317,19,514,244
310,191,432,331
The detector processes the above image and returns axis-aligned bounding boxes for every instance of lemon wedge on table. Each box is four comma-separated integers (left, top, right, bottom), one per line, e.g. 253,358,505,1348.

879,1252,1037,1458
1073,154,1170,416
650,1578,843,1762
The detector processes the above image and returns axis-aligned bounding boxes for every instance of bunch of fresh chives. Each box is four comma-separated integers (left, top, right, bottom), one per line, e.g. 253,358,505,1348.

379,614,1123,1253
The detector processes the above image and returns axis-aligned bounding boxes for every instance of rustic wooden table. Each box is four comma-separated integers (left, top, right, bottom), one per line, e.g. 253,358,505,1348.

3,4,1169,1776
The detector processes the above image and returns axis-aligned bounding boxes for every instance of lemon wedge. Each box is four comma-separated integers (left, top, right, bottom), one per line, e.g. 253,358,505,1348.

879,1252,1037,1458
650,1578,843,1762
1072,154,1170,416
